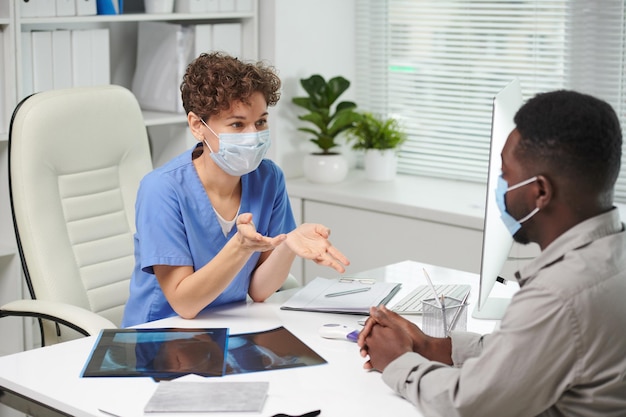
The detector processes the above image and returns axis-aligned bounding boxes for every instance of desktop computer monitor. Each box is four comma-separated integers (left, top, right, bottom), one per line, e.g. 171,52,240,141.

472,79,524,320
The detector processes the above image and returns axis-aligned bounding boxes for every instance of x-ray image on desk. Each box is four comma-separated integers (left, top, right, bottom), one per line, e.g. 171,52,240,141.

81,328,229,379
226,326,326,374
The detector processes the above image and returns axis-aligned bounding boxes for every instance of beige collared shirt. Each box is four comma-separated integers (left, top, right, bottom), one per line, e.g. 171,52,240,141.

382,208,626,416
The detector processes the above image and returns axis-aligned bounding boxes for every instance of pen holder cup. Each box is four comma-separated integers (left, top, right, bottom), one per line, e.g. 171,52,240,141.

422,296,467,338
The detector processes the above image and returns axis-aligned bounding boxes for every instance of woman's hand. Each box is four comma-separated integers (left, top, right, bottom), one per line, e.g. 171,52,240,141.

235,213,287,252
284,223,350,273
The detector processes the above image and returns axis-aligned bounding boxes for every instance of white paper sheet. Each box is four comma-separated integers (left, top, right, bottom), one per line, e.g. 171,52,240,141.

144,380,269,412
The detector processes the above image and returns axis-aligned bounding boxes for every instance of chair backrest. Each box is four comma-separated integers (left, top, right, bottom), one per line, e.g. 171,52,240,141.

9,85,153,343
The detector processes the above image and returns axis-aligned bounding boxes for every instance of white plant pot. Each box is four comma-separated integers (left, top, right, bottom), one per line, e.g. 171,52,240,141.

364,149,398,181
303,153,349,184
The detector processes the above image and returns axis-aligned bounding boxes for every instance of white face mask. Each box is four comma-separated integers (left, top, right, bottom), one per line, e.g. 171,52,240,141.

201,120,271,176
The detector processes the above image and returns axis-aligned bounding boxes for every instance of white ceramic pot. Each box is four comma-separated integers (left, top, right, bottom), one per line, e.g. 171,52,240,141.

303,153,349,184
364,149,398,181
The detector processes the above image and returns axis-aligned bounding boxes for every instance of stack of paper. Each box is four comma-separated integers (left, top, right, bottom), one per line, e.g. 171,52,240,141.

281,277,402,315
31,31,54,93
131,21,243,113
131,21,194,113
0,30,5,135
175,0,209,12
21,28,110,98
19,0,55,17
20,0,97,17
175,0,253,12
212,23,242,57
144,381,269,413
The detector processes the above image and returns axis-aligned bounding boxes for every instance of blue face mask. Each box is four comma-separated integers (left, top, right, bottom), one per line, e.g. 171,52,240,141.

202,120,271,176
495,174,540,236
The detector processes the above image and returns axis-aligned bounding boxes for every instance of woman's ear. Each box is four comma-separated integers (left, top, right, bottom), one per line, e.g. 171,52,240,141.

188,112,205,141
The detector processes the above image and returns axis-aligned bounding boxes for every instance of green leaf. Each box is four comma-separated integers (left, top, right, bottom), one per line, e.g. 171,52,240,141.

347,112,407,150
312,135,339,152
298,111,330,133
327,108,361,136
292,97,313,111
297,127,322,138
326,76,351,105
335,101,357,113
300,75,328,108
292,74,358,152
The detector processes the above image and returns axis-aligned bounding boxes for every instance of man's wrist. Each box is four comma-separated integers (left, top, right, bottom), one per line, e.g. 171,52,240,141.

419,336,453,365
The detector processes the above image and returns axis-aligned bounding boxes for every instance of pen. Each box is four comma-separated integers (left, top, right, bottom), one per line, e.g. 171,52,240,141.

447,289,471,334
422,268,442,308
325,287,371,298
440,294,448,337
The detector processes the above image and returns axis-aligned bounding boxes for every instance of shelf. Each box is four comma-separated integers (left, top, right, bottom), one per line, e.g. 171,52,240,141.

142,110,187,127
1,0,260,363
286,170,487,231
18,11,255,25
2,112,186,135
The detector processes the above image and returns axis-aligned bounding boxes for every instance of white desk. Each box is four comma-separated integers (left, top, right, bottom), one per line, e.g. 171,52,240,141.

0,261,512,417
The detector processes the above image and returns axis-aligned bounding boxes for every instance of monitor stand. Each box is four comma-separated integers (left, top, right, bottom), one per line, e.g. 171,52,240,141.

471,297,511,320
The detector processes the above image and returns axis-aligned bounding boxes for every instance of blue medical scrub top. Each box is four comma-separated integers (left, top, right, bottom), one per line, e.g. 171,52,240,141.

122,147,296,327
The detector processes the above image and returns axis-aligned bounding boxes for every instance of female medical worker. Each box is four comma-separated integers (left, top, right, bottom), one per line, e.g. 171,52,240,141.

122,52,349,327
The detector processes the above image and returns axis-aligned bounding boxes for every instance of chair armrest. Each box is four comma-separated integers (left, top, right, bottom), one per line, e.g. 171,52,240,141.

278,273,301,291
0,299,117,336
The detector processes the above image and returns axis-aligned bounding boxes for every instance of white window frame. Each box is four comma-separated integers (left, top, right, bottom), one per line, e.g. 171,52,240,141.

355,0,626,202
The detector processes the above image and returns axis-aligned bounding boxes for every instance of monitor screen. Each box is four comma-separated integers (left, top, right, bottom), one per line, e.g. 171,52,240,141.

472,79,524,320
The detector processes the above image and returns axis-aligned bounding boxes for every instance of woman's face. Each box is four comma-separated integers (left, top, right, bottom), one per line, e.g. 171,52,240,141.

203,91,269,149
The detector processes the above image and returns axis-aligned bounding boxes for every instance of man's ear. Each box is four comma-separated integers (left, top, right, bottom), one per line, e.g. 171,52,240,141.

535,174,553,209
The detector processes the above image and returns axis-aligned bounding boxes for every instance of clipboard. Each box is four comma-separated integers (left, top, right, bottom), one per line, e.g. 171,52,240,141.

280,277,402,315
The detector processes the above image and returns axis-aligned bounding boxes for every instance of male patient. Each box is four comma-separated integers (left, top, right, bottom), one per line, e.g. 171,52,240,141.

358,90,626,416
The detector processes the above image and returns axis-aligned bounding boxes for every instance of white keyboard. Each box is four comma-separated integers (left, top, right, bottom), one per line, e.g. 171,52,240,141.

391,284,471,314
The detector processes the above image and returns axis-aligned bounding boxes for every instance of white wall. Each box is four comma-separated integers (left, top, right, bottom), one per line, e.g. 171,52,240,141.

259,0,357,178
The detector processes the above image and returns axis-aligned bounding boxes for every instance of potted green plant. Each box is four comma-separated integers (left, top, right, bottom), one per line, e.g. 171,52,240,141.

292,74,361,183
347,112,407,181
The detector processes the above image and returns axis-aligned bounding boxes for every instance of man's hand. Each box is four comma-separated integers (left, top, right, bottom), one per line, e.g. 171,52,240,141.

359,317,413,371
358,305,453,370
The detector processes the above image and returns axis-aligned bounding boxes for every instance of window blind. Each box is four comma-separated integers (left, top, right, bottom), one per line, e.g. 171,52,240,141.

355,0,626,202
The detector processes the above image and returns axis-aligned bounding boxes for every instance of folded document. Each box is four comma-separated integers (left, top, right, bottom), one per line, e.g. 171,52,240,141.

280,277,401,315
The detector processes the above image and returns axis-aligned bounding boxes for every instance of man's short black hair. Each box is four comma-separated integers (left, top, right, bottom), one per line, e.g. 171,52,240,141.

514,90,622,193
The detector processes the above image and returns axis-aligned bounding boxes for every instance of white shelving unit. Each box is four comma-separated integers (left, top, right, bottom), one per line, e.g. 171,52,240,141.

0,1,21,365
0,0,259,358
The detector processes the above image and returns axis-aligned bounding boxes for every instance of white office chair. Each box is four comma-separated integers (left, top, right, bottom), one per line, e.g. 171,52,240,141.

1,85,153,346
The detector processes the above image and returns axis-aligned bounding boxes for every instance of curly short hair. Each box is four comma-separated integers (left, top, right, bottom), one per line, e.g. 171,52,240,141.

514,90,622,193
180,52,281,119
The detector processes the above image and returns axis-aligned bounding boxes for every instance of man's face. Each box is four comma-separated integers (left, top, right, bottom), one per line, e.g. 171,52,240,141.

501,129,533,244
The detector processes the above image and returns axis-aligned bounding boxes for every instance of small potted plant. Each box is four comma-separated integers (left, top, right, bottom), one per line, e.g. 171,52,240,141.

347,112,407,181
292,74,361,183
